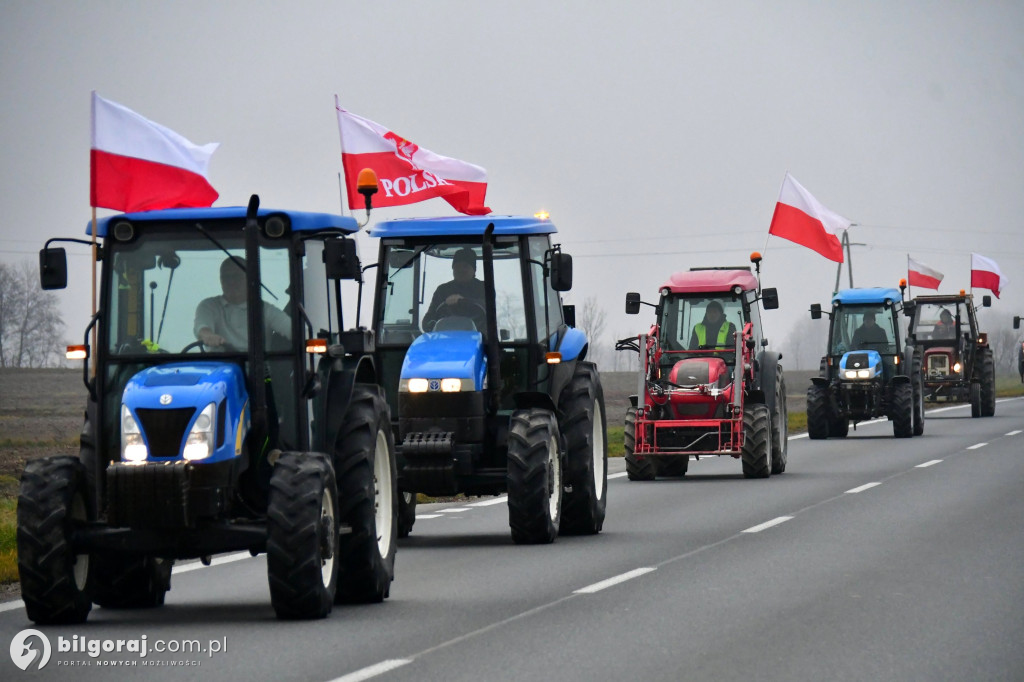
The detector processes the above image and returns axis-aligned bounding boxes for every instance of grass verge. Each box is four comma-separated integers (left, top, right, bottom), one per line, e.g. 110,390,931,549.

0,495,16,585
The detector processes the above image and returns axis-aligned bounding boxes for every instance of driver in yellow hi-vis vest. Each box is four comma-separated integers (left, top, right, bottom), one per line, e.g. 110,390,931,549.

689,300,736,350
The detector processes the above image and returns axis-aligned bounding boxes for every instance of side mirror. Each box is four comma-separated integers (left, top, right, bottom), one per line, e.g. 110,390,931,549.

1014,315,1020,330
562,304,576,328
625,292,641,315
550,253,573,291
324,238,361,280
810,303,822,320
982,295,991,308
903,300,917,318
761,287,779,310
39,247,68,290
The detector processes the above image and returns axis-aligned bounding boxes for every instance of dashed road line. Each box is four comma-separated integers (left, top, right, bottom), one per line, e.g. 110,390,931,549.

1006,430,1022,436
967,442,988,450
467,496,508,507
916,460,942,468
742,516,793,533
328,659,412,682
845,482,882,494
573,567,656,594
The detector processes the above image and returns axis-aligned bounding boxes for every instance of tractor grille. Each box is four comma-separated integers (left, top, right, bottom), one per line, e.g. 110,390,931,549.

927,354,951,377
845,352,871,369
135,407,196,458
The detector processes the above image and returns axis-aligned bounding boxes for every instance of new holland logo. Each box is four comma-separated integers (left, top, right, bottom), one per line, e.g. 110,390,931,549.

160,394,173,405
429,379,441,392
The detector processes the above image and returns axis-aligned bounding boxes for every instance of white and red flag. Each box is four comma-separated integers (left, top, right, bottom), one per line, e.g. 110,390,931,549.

907,255,943,290
336,98,490,216
971,252,1007,298
768,172,851,262
91,92,219,213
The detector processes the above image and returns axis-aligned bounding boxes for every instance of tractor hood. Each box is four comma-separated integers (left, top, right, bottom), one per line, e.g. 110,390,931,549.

121,361,250,463
838,350,883,380
400,331,487,391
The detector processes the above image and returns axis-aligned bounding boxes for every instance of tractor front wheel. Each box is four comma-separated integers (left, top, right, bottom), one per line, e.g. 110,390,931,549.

912,358,925,436
267,452,338,619
93,554,172,609
741,404,772,479
398,492,417,539
770,368,788,474
806,385,831,440
624,409,655,481
979,349,996,417
558,362,608,535
17,456,94,624
507,408,563,544
970,382,982,418
892,382,914,438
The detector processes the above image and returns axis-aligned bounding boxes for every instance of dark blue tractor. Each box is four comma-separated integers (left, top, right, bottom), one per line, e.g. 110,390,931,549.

806,287,924,439
19,197,397,623
368,215,607,544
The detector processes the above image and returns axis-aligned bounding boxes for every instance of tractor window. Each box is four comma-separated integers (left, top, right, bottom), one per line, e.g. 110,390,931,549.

660,295,743,357
744,289,763,345
527,237,563,345
830,304,896,355
912,302,962,341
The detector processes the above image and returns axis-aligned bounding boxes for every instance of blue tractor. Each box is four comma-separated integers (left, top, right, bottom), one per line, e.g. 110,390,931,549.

806,287,923,438
19,196,398,623
368,215,607,544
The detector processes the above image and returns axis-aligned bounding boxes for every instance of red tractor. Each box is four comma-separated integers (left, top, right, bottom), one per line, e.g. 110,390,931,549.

617,255,786,480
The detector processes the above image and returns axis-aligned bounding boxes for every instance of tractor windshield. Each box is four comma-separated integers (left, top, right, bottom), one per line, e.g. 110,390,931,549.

659,294,744,356
376,239,526,342
830,304,897,355
912,301,968,341
104,231,292,355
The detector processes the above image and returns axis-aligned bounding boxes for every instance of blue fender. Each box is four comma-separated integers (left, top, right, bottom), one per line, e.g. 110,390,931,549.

554,327,588,362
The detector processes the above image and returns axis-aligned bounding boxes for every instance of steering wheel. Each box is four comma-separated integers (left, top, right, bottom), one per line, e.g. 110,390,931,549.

181,340,208,353
433,298,487,330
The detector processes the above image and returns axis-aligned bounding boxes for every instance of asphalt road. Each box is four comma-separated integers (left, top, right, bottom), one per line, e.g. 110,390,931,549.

3,399,1023,681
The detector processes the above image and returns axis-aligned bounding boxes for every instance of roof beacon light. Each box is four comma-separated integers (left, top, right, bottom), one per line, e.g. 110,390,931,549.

356,168,379,228
534,210,550,220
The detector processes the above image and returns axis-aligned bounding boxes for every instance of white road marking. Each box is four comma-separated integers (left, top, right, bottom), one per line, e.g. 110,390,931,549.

438,507,471,513
328,659,412,682
467,496,508,507
742,516,793,533
967,442,988,450
1006,430,1022,436
0,599,23,613
608,471,629,479
845,482,882,494
173,552,253,575
415,514,442,520
573,567,656,594
916,460,942,468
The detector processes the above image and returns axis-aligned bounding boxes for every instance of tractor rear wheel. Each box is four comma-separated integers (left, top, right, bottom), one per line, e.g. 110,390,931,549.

334,385,398,604
624,409,655,481
267,452,338,619
93,554,172,609
558,362,608,535
892,383,914,438
770,368,788,474
17,456,94,624
912,357,925,436
979,349,996,417
398,492,416,539
970,382,982,418
507,408,562,544
806,385,830,440
741,404,772,479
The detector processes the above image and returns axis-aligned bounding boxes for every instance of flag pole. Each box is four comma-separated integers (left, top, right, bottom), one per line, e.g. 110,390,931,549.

906,253,911,298
90,206,98,378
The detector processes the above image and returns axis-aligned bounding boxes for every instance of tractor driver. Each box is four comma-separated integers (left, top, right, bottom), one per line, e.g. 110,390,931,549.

194,257,292,350
689,300,736,351
932,309,956,339
422,247,486,331
851,311,889,349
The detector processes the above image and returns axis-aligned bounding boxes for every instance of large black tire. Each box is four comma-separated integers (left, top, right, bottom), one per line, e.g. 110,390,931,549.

654,456,689,477
397,491,417,539
741,404,772,478
267,452,338,619
93,554,172,609
334,385,398,604
970,382,982,418
912,357,925,436
507,408,563,544
979,349,996,417
892,382,914,438
558,362,608,535
770,369,788,474
830,415,849,438
806,384,831,440
623,409,655,481
17,456,93,624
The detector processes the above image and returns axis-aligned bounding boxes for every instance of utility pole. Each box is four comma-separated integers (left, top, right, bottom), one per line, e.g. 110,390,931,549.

833,227,865,294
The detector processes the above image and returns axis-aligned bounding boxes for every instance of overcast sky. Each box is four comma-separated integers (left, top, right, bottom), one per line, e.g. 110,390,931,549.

2,1,1022,367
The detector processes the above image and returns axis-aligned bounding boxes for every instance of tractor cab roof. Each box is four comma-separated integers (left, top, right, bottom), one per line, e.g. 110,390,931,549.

89,206,359,238
660,269,758,295
832,287,903,306
369,215,557,239
912,293,973,304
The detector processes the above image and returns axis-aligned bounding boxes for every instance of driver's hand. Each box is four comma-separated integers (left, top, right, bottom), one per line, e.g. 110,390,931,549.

199,331,225,347
445,294,463,306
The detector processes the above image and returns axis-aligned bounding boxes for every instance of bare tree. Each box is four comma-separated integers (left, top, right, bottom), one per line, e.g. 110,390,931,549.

0,261,65,367
576,296,609,366
781,316,829,370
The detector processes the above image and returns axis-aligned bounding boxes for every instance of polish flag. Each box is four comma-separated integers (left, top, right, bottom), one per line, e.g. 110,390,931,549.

91,92,219,213
971,253,1007,298
336,98,490,216
907,256,943,290
768,173,851,262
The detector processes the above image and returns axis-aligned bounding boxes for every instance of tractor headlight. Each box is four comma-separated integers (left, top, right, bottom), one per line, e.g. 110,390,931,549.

183,403,216,461
403,378,429,393
121,405,147,462
953,362,962,373
440,378,463,392
843,368,875,380
401,377,468,392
